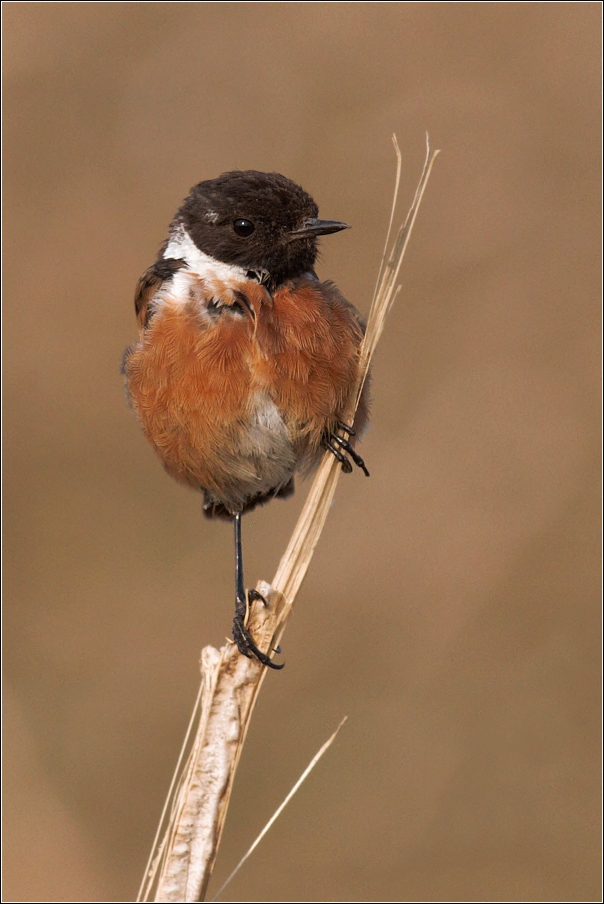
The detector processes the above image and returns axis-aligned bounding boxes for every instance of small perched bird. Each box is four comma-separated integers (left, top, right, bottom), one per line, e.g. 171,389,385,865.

123,170,370,668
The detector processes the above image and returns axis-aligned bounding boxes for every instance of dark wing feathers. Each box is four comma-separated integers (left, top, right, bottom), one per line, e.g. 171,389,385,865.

134,258,185,328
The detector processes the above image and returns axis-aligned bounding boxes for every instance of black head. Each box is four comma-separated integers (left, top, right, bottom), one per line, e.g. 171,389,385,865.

173,170,349,286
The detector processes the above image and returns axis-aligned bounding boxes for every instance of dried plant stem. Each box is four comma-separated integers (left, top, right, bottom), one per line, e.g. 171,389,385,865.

138,137,439,904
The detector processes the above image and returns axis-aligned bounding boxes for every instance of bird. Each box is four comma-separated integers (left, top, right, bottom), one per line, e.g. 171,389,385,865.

122,170,370,668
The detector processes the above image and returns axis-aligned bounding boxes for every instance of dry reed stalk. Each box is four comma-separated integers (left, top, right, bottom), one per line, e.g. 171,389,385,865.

138,136,439,904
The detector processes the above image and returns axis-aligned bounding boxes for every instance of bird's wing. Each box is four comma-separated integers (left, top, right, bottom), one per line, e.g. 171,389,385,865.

134,258,185,329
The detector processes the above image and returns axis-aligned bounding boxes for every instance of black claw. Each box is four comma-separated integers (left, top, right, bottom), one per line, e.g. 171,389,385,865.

323,436,353,472
248,588,268,607
232,606,285,669
231,588,284,669
323,428,370,476
337,420,356,436
331,434,370,477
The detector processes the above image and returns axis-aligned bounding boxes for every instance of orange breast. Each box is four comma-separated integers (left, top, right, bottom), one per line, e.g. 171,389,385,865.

124,292,261,493
123,275,366,499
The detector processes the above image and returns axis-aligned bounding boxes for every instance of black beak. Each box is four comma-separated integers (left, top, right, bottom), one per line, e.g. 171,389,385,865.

287,218,350,241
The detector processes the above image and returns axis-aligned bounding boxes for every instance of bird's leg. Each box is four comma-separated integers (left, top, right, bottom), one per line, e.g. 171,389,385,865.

322,426,370,477
232,512,284,670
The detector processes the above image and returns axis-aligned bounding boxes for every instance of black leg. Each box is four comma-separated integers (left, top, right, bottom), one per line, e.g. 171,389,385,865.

234,512,246,604
232,513,284,670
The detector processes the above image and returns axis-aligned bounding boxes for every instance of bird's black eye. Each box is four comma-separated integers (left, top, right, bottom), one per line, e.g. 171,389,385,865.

233,218,255,237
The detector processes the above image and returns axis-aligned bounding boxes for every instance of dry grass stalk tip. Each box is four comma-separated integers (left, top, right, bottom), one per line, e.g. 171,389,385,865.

137,135,440,903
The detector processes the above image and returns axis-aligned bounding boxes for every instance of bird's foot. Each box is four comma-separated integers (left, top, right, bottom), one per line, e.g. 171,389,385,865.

232,590,284,669
323,424,370,476
247,588,267,607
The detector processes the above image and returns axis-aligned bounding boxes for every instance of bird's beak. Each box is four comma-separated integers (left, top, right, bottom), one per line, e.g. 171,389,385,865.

286,218,350,241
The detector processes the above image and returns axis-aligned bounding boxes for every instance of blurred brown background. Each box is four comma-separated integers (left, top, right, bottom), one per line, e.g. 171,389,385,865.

3,3,601,902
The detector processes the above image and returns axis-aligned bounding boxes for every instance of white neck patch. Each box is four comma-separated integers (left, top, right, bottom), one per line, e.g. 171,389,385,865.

163,227,247,284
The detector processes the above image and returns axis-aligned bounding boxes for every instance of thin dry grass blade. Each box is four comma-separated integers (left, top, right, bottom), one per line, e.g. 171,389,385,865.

209,717,348,902
356,134,440,408
370,134,402,309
